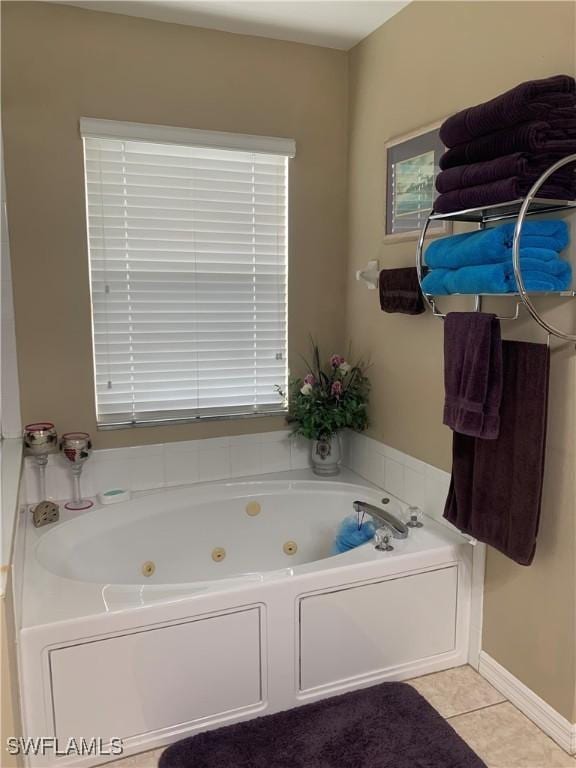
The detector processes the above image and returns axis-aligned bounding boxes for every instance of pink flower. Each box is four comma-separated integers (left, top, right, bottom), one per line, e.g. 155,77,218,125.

330,354,345,369
303,373,316,386
331,380,343,398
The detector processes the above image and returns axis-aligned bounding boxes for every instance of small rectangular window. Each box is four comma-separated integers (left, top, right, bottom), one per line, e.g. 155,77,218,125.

81,119,293,427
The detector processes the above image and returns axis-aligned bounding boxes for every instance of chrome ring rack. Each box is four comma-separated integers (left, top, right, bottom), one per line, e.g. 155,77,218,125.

512,154,576,342
416,152,576,338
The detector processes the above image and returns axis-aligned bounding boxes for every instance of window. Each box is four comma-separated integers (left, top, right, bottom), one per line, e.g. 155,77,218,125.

81,119,293,427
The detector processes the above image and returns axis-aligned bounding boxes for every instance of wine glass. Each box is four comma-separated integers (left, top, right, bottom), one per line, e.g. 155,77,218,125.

23,422,58,502
60,432,94,511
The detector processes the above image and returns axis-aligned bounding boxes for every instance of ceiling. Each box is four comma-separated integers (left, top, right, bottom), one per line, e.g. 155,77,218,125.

57,1,410,50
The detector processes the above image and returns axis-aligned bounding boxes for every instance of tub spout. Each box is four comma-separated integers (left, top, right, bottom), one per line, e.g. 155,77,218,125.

353,500,409,539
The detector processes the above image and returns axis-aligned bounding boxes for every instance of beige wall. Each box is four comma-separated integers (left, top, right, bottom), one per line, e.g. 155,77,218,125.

1,1,348,449
346,1,576,720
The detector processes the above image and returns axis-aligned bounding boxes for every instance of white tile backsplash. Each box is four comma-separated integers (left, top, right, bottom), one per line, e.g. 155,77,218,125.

261,439,292,474
164,442,199,487
21,428,451,523
92,450,131,492
129,445,164,491
48,456,83,500
360,446,385,487
230,441,261,478
22,430,298,504
196,438,231,481
424,464,452,521
384,457,404,498
290,435,311,470
340,431,452,525
404,465,427,509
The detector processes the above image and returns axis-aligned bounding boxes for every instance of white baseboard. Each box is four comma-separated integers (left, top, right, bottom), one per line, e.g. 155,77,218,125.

478,651,576,754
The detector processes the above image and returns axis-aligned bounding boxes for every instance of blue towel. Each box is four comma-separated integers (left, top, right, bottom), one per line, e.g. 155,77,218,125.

498,221,569,250
506,264,572,292
423,266,509,294
331,516,375,554
425,220,569,269
422,257,572,295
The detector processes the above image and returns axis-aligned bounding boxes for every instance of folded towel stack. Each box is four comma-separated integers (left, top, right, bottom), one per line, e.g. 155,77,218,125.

435,75,576,213
422,220,572,295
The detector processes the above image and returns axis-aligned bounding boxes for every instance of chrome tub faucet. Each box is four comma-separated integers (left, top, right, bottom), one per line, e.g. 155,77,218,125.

353,500,409,544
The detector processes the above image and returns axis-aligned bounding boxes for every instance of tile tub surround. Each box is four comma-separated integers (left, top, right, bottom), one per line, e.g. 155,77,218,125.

21,431,309,505
344,431,452,526
21,429,452,511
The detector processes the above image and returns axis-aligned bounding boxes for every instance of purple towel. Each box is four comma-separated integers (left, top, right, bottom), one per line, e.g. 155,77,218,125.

443,313,502,439
378,267,425,315
434,177,576,213
444,341,549,566
439,120,576,171
440,75,576,147
436,152,576,193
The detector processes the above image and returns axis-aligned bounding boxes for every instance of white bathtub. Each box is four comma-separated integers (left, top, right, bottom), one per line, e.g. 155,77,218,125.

17,469,472,767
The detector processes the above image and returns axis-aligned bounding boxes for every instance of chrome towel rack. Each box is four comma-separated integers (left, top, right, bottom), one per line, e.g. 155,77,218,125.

415,153,576,340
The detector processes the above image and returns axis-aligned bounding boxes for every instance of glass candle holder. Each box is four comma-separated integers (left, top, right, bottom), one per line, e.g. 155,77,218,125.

24,422,58,501
60,432,93,511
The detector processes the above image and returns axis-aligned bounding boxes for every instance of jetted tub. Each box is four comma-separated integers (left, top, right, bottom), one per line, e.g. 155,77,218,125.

17,469,473,767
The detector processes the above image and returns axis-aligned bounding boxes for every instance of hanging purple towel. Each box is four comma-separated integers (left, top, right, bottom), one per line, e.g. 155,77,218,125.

444,341,550,566
378,267,425,315
439,75,576,147
443,313,503,439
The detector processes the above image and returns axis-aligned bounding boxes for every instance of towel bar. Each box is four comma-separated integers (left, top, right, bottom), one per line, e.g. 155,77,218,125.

428,296,522,322
416,153,576,341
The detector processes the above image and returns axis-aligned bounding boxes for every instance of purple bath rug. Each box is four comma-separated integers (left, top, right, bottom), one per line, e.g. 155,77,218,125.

158,682,486,768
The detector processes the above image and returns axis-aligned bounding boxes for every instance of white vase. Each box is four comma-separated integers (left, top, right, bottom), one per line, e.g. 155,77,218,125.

310,434,341,476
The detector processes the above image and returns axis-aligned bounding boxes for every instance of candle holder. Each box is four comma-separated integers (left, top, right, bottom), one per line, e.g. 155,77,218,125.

23,422,58,503
60,432,94,511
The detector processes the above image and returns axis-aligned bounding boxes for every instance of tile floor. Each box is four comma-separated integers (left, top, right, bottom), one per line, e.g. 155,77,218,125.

104,665,575,768
409,666,575,767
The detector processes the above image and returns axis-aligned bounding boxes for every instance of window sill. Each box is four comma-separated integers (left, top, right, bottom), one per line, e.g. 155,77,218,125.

97,409,288,431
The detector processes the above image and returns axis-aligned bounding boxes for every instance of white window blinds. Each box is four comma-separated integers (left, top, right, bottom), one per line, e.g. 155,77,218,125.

81,120,292,427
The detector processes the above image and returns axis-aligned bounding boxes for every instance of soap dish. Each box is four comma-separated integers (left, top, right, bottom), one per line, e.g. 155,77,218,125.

98,488,131,505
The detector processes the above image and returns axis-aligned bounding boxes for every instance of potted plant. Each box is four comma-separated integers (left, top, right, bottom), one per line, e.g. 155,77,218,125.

277,343,370,476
